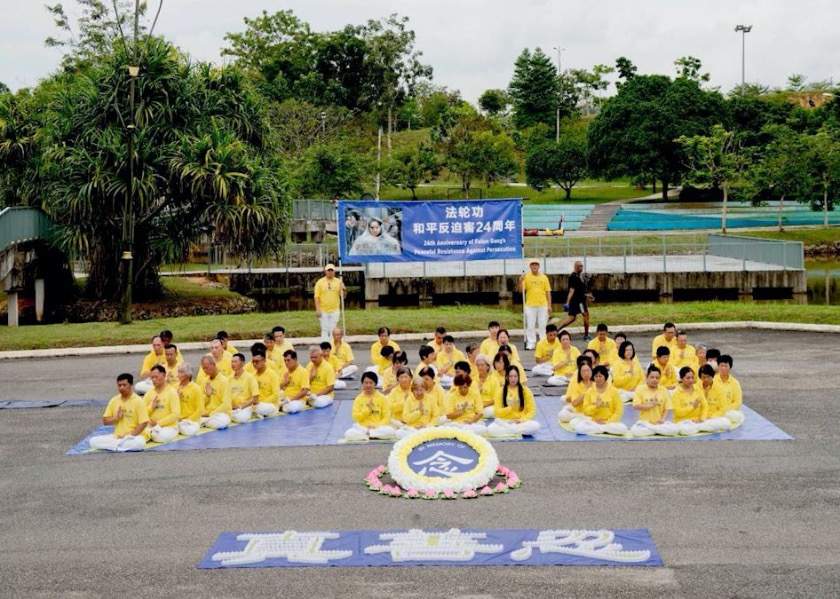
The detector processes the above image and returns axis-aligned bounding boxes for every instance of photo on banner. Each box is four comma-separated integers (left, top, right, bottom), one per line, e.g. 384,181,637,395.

338,199,523,263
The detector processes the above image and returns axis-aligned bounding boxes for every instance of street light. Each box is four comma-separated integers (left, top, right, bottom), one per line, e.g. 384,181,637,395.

553,46,565,143
734,25,752,92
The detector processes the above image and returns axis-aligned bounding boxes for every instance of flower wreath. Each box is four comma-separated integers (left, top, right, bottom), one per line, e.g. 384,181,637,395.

365,427,522,499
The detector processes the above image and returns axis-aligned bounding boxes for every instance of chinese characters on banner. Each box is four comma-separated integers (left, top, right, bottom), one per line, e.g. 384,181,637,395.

338,199,523,263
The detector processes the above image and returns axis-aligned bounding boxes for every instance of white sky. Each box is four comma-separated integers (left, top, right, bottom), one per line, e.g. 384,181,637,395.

1,0,838,101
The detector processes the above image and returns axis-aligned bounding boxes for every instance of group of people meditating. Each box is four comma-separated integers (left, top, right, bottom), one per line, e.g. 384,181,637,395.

89,319,744,451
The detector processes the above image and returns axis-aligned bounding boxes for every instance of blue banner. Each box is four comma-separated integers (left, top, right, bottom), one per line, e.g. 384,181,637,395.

338,199,523,263
199,527,662,568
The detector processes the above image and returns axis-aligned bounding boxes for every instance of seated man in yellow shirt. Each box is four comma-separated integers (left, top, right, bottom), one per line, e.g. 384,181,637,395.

199,355,232,430
330,327,358,379
320,341,348,390
162,343,182,389
426,327,446,354
651,322,678,362
587,324,617,369
281,350,310,413
417,345,438,378
306,345,336,408
89,373,149,451
136,335,167,395
671,330,697,373
436,335,466,387
697,364,733,432
175,362,205,437
272,326,295,356
439,374,486,435
654,346,678,391
479,321,501,359
531,324,561,377
715,354,744,425
144,365,181,443
248,348,282,418
229,353,260,423
367,326,400,374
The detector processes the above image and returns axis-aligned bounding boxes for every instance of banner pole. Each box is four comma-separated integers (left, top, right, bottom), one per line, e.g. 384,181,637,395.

520,197,527,351
336,201,347,337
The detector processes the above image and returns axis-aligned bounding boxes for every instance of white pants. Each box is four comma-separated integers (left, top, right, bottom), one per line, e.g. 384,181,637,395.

618,389,635,403
439,375,453,388
546,374,571,387
319,311,341,342
338,365,358,379
344,422,396,441
395,426,422,440
630,420,680,437
256,402,280,418
487,419,541,437
364,365,378,374
726,410,744,426
149,425,179,443
483,406,495,419
201,413,231,430
557,404,580,423
439,418,487,435
524,306,549,349
570,416,628,436
134,379,153,396
334,380,347,390
308,394,334,408
178,420,201,437
89,434,146,452
282,399,306,414
232,406,254,423
701,416,732,432
531,363,554,377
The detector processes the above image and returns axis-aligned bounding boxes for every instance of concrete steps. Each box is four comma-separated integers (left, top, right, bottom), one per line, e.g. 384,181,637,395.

578,204,621,232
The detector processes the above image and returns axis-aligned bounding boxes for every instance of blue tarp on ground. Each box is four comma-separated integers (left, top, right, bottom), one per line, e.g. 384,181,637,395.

66,396,791,455
199,527,662,569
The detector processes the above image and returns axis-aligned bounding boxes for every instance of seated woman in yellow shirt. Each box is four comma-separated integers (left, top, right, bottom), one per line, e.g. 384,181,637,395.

344,372,397,441
697,364,733,432
715,354,744,426
475,354,501,418
558,356,593,423
570,365,628,436
487,365,541,437
612,340,645,403
396,377,440,439
386,367,413,427
629,365,678,437
439,374,486,435
546,330,581,387
671,366,709,435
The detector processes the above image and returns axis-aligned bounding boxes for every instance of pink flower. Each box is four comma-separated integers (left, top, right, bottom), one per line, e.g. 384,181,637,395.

424,489,438,499
461,489,478,499
389,486,403,497
376,465,386,474
497,466,510,476
369,478,382,490
442,489,456,499
480,486,494,496
406,488,419,498
507,473,519,485
494,482,508,492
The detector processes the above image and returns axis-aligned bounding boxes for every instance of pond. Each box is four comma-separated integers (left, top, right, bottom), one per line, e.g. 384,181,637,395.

805,259,840,305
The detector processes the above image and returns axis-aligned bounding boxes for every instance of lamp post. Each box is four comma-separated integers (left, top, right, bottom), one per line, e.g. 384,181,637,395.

553,46,565,143
734,25,752,92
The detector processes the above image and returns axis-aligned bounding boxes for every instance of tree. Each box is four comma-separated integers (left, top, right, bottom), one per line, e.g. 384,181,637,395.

808,128,840,227
615,56,637,83
588,74,727,199
473,131,519,189
0,81,9,95
508,48,560,129
297,142,369,199
433,104,494,195
478,89,509,116
678,125,751,233
382,143,440,199
786,74,807,91
525,137,588,199
674,56,710,83
750,125,812,229
0,89,41,206
267,99,353,157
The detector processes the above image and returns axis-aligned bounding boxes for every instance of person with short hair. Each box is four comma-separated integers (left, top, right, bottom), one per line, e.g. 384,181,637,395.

671,367,708,435
557,357,593,423
314,264,345,341
89,374,148,451
715,355,744,425
672,331,697,372
557,260,594,340
281,350,309,413
216,330,238,355
426,327,447,353
198,338,232,383
487,365,541,437
475,354,500,418
654,346,677,391
386,367,413,427
519,259,552,350
629,365,678,437
417,345,438,378
651,323,678,362
397,377,439,438
306,345,336,408
612,340,645,403
264,332,283,365
176,363,204,437
546,329,581,387
573,365,628,436
229,353,259,423
199,355,232,430
136,335,166,395
531,324,561,377
144,364,181,442
436,335,465,387
587,324,616,369
479,321,501,358
272,326,294,355
162,344,182,388
419,366,446,412
367,327,400,374
249,348,281,418
439,374,486,434
344,372,396,441
330,327,358,379
465,343,479,373
320,342,348,390
697,364,733,432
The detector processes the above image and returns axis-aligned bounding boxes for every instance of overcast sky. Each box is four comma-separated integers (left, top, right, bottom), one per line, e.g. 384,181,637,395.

1,0,838,101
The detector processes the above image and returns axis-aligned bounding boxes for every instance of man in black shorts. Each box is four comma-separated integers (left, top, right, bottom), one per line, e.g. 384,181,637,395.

557,260,594,340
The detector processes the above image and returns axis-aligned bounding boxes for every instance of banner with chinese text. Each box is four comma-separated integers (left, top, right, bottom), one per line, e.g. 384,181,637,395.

338,199,523,263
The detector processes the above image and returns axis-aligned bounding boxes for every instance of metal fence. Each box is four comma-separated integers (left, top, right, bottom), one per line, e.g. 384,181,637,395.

0,207,52,251
707,233,803,270
292,200,337,220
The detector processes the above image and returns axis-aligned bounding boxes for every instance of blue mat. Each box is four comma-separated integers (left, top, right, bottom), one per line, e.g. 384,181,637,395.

200,527,662,569
67,396,791,455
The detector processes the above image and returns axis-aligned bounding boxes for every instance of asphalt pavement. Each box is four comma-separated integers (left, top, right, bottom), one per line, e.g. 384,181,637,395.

1,328,838,598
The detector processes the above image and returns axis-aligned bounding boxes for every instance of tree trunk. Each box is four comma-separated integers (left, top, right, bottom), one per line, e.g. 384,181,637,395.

778,194,785,231
86,232,122,300
564,186,572,199
652,179,657,194
721,185,728,234
661,179,669,201
387,106,393,157
824,178,830,228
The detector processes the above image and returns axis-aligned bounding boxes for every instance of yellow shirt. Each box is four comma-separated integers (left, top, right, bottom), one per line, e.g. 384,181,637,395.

401,394,438,428
632,384,672,423
425,338,444,354
163,360,182,389
671,384,708,422
702,383,727,418
715,374,742,412
370,340,400,371
267,345,284,365
582,384,623,423
330,341,355,368
587,337,617,364
387,384,413,422
523,272,551,307
229,371,259,409
197,355,232,383
307,360,336,397
177,381,205,422
441,387,484,422
252,367,281,407
651,334,678,361
534,337,560,362
351,391,391,428
671,344,697,372
314,276,342,313
103,393,148,438
565,378,592,412
612,359,644,392
140,351,166,376
424,383,446,411
325,353,344,375
494,385,537,421
202,373,232,417
478,375,501,407
479,338,500,359
246,359,283,378
655,361,677,388
436,348,466,375
284,366,310,399
145,385,181,428
551,345,581,376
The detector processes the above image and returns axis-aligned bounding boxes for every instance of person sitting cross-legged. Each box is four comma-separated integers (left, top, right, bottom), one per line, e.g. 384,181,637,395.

89,373,149,452
570,365,628,436
671,366,709,436
344,372,396,441
249,348,281,418
545,329,581,387
143,364,181,443
280,350,310,413
629,365,679,437
199,355,232,430
487,365,541,438
175,363,204,437
229,353,259,423
396,377,440,439
439,374,487,434
305,345,336,408
557,356,593,423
